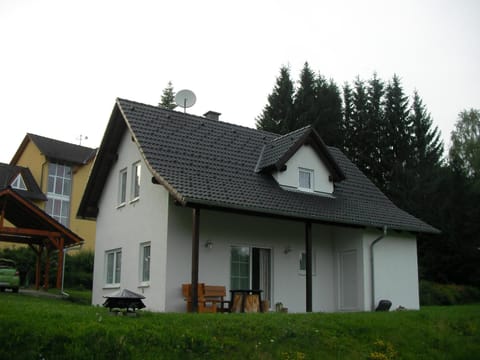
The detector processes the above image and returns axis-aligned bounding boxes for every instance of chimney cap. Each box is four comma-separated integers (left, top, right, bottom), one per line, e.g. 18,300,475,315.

203,111,221,120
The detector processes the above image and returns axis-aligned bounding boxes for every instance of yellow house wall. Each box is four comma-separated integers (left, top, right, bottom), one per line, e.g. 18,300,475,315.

5,138,96,252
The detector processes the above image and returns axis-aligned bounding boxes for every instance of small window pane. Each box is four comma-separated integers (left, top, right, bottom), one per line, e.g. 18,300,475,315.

299,169,313,190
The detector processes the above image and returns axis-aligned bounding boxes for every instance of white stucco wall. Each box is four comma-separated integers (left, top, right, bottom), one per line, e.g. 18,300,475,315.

364,230,420,311
272,144,334,194
92,131,170,311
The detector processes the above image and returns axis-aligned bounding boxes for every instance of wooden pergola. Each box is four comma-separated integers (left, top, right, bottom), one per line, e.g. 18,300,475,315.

0,188,84,289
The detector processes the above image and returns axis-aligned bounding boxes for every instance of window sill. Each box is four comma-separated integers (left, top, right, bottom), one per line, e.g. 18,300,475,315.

103,284,120,289
138,282,150,288
129,197,140,204
116,203,126,209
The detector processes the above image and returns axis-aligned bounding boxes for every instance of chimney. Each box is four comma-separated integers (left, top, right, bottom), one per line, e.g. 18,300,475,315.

203,111,221,121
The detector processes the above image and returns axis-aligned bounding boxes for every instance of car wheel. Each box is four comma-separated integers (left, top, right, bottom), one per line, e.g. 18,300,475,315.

0,288,5,292
12,288,19,293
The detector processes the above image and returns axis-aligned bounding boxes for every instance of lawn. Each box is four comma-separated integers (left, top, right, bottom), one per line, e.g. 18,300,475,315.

0,292,478,360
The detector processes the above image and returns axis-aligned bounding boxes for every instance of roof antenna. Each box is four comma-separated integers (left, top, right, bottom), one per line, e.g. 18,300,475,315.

175,89,196,113
77,134,88,145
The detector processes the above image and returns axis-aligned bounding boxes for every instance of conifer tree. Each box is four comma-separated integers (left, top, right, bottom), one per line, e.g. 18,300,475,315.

312,75,342,145
341,83,355,156
256,66,294,134
159,81,177,110
293,62,317,130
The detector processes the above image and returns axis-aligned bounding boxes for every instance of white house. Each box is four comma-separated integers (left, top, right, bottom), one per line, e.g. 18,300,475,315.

78,98,438,313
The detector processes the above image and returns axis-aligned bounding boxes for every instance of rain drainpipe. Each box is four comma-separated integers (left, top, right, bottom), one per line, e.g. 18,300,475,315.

370,225,388,311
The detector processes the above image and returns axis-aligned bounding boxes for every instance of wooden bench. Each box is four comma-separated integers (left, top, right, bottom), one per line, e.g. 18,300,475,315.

182,283,229,313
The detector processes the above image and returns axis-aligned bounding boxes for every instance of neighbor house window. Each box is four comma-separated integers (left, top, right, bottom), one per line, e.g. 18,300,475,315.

131,162,141,200
11,174,27,190
105,249,122,285
299,251,316,275
230,246,250,289
298,168,314,191
140,242,151,283
118,168,127,206
45,163,72,226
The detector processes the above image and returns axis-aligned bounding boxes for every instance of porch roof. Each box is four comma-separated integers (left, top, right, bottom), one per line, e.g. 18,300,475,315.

78,98,439,234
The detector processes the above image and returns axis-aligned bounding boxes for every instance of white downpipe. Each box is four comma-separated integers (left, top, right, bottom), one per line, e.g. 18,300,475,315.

370,226,388,311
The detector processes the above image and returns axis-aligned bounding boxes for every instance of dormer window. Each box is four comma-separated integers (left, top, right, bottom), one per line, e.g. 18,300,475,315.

298,168,314,191
11,174,27,190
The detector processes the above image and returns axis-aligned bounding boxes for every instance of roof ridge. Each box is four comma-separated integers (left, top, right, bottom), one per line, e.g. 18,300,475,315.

116,97,276,138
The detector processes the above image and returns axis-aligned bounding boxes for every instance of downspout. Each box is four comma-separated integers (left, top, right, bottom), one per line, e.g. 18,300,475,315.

370,225,387,311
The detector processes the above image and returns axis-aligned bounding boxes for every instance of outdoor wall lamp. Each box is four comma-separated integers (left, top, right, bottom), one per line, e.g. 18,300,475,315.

205,240,213,249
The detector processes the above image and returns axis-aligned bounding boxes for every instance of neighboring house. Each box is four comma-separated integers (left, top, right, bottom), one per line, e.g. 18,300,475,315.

0,163,47,203
78,98,438,313
10,133,97,251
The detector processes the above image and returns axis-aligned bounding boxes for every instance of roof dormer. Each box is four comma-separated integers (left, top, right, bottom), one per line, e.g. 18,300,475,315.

256,126,345,195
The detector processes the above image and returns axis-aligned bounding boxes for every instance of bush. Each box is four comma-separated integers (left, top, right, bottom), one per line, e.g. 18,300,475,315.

420,280,480,306
0,247,93,290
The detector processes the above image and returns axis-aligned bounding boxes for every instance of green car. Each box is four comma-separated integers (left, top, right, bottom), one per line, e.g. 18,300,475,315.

0,258,20,293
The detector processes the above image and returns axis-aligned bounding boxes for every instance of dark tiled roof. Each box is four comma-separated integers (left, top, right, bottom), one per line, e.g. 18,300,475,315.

256,127,312,171
0,163,47,201
79,98,438,234
27,133,96,164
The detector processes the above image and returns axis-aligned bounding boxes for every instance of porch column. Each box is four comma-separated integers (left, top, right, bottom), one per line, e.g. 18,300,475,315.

56,237,65,289
35,245,43,290
305,221,312,312
191,207,200,313
44,247,50,290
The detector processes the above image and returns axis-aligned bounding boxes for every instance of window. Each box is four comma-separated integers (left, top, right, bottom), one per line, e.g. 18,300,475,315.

118,168,127,205
46,163,72,226
105,249,122,285
299,251,316,275
140,242,151,283
11,174,27,190
131,162,141,200
230,246,250,289
298,168,314,191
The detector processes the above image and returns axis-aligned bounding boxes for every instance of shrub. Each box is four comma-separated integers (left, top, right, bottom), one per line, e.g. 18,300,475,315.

420,280,480,305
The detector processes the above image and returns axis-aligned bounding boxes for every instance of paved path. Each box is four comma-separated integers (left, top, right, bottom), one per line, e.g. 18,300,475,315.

20,289,65,299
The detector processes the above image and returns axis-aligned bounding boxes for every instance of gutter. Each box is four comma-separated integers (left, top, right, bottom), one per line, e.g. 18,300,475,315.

370,225,387,311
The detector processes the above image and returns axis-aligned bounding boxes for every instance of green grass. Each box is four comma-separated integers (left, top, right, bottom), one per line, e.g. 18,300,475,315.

0,293,478,359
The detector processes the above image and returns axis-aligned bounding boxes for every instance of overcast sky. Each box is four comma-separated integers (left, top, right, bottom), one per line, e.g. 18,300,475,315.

1,0,479,164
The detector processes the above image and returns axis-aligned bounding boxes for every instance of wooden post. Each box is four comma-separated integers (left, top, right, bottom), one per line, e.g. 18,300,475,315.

35,245,43,290
305,222,312,312
56,237,65,289
191,208,200,313
44,247,50,290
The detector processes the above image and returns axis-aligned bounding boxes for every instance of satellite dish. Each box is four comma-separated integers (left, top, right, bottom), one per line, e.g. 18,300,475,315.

175,89,196,112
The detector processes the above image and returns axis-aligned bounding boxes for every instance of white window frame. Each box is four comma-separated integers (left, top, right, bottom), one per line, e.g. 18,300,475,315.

299,251,316,276
46,163,72,226
131,161,141,201
139,242,151,286
11,174,27,190
105,248,122,287
298,168,314,192
118,168,127,207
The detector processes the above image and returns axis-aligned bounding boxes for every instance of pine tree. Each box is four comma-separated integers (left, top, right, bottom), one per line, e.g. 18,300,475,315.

365,73,385,185
256,66,294,134
409,91,444,170
159,81,177,110
383,74,412,197
312,75,342,145
349,77,369,172
293,62,317,131
341,83,355,156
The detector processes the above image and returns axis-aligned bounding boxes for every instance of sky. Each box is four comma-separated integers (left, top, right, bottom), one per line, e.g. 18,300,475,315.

1,0,479,163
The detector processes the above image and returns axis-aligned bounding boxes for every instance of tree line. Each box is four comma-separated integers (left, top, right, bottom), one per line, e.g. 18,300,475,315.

257,63,480,287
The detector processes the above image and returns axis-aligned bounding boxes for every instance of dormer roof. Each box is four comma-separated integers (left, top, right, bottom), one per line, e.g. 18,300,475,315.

255,126,345,182
78,98,439,234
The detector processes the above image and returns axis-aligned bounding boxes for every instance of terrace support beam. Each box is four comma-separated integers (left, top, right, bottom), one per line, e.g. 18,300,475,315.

56,237,65,289
305,221,313,312
191,207,200,313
